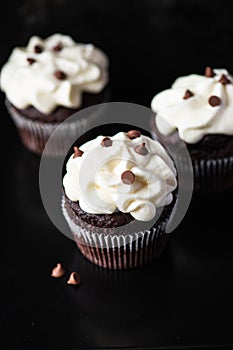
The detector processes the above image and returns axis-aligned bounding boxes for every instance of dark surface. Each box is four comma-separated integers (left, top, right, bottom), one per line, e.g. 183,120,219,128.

1,1,233,349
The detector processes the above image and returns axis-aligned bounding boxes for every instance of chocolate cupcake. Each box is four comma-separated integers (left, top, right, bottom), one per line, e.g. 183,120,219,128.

151,67,233,192
62,130,177,269
0,34,109,156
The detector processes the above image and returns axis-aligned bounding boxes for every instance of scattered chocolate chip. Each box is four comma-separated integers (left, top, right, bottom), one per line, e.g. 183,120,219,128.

54,70,67,80
208,95,221,107
219,74,231,85
73,146,83,158
127,130,141,139
67,272,81,286
51,263,66,278
134,142,148,156
183,89,194,100
27,58,36,65
121,170,135,185
34,45,43,54
101,137,112,147
205,66,215,78
53,43,63,52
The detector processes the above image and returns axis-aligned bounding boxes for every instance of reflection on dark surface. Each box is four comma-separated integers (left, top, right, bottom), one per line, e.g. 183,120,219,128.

67,247,174,348
13,147,43,224
1,0,233,349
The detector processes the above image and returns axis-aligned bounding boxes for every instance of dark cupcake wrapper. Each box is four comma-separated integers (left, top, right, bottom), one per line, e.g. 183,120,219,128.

150,116,233,193
6,100,100,156
62,197,170,269
192,156,233,192
173,154,233,193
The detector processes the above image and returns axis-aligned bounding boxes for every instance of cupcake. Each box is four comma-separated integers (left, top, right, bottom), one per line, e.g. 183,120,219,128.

151,67,233,192
0,33,109,156
62,129,177,269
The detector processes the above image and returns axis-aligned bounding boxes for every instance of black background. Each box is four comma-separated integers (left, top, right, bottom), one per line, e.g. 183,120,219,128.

1,1,233,349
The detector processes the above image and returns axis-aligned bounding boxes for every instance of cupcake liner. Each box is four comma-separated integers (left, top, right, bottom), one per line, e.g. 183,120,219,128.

6,100,100,156
173,155,233,193
192,156,233,192
151,133,233,193
150,117,233,193
62,197,170,269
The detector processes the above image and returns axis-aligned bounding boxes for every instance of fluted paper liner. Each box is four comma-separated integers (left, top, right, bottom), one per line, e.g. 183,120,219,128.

6,100,99,156
176,155,233,192
151,116,233,193
62,197,170,269
192,157,233,192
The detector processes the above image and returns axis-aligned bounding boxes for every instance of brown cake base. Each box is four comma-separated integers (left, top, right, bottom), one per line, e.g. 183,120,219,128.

150,115,233,193
5,87,110,156
6,101,97,156
7,88,109,123
62,194,174,269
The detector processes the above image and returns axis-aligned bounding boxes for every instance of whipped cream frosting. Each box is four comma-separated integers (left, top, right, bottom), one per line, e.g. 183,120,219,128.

0,34,108,114
63,132,177,221
151,68,233,143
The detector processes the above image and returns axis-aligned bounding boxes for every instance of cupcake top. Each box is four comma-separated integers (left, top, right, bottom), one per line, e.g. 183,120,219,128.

63,131,177,222
151,67,233,143
0,33,108,114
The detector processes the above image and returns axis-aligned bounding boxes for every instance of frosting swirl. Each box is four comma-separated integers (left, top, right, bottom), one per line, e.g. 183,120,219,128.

151,68,233,143
63,132,177,221
0,34,108,114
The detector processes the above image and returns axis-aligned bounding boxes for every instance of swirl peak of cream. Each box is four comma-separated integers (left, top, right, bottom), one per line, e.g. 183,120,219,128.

151,68,233,143
0,34,109,114
63,132,177,221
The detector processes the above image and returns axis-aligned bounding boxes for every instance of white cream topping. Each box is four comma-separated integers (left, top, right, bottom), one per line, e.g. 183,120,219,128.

151,69,233,143
63,132,177,221
0,34,108,114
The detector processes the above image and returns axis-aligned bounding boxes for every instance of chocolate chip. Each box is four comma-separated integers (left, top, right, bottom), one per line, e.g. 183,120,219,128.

54,70,67,80
219,74,231,85
205,66,215,78
73,146,83,158
127,130,141,139
208,95,221,107
134,142,148,156
53,43,63,52
34,45,43,54
183,90,194,100
27,58,36,65
101,137,112,147
121,170,135,185
51,263,66,278
67,272,81,286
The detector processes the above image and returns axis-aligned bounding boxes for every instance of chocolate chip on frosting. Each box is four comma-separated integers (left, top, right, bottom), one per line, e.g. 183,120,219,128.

51,263,66,278
67,272,81,286
34,44,43,54
134,142,148,156
101,137,112,147
127,130,141,139
183,90,194,100
27,58,36,65
54,70,67,80
208,95,221,107
205,66,215,78
219,74,231,85
121,170,135,185
52,43,63,52
73,146,83,158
